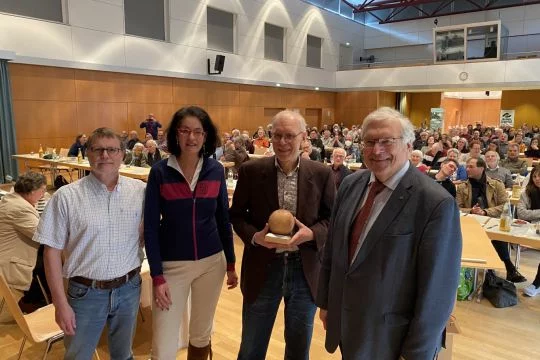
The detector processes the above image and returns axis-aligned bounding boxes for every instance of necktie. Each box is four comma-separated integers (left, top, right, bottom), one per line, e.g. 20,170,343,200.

348,180,385,263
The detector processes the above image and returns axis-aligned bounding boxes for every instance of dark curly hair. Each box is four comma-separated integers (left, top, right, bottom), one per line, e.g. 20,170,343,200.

14,172,47,194
166,106,218,158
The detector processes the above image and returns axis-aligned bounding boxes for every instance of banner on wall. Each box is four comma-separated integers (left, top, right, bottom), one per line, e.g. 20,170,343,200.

430,108,444,131
500,110,515,126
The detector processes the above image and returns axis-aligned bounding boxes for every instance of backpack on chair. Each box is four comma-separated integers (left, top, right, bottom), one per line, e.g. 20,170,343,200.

54,175,69,189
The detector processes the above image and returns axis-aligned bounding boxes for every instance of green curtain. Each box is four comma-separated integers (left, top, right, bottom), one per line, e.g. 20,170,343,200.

0,59,18,183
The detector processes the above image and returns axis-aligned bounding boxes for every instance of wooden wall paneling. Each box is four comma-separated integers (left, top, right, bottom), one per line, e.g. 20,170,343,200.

500,90,540,128
206,82,239,106
16,137,74,156
441,97,462,129
76,102,129,134
74,70,129,103
305,108,322,129
377,91,396,108
322,108,334,126
9,64,76,101
408,92,442,127
13,100,77,140
461,99,501,126
285,89,310,109
173,78,208,105
234,106,265,133
126,74,173,104
263,107,286,126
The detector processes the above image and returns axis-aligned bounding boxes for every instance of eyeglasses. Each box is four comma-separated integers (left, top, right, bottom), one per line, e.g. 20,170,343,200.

362,137,403,149
272,132,302,143
177,128,205,138
90,147,122,155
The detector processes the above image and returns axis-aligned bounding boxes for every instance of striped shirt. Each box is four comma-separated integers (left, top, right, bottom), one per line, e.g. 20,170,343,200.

34,173,146,280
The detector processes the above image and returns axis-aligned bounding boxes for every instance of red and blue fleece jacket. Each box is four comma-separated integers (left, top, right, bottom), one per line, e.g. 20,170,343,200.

144,157,235,285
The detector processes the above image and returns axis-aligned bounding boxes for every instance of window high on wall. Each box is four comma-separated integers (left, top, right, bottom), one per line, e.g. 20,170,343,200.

265,23,285,62
0,0,63,23
207,7,235,53
124,0,166,41
307,35,322,68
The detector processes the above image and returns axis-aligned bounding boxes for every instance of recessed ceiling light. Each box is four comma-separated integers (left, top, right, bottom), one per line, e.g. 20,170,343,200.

345,42,350,46
315,87,320,90
276,83,281,87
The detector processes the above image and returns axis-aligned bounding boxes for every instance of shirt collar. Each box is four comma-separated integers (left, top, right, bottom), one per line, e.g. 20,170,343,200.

88,172,123,192
275,156,300,176
369,161,410,191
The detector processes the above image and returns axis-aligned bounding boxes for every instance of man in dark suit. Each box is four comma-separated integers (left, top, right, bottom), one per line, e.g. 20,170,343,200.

230,110,335,360
317,107,462,360
330,147,352,190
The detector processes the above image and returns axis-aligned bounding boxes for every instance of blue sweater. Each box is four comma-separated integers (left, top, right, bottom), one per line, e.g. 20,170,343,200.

144,157,235,280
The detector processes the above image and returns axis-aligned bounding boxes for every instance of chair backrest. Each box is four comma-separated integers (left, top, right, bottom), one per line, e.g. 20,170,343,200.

0,273,32,338
59,148,69,158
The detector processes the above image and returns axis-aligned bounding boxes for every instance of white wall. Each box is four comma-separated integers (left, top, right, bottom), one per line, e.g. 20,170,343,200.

336,58,540,91
362,3,540,63
0,0,365,89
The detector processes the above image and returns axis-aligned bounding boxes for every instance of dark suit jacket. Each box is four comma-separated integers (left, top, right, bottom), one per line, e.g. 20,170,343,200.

230,156,335,303
317,164,462,360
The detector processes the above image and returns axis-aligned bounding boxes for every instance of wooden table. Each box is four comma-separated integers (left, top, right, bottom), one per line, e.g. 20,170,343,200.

14,154,236,182
460,216,504,270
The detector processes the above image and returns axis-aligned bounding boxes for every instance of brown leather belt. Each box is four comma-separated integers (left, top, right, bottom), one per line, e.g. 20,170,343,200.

70,267,140,290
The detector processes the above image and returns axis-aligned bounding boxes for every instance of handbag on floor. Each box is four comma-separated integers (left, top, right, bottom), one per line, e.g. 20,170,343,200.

483,270,518,308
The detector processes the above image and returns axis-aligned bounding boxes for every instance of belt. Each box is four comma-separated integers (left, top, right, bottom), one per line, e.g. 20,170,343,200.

70,267,140,290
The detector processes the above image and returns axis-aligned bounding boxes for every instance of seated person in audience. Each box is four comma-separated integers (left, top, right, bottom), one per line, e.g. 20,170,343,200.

500,143,528,175
266,123,273,139
330,147,351,190
224,136,249,173
242,131,255,154
146,140,168,167
321,129,334,148
67,133,87,158
143,132,153,146
124,142,149,167
252,129,270,148
422,141,446,170
301,140,321,162
156,129,167,151
430,159,458,197
309,129,325,156
455,137,469,155
446,148,467,181
120,130,129,149
485,150,513,189
0,172,48,313
484,141,501,157
343,134,361,162
420,135,435,154
516,165,540,297
525,136,540,158
413,131,428,150
330,128,344,148
126,130,140,150
410,149,429,174
460,140,484,164
456,158,526,283
511,132,527,153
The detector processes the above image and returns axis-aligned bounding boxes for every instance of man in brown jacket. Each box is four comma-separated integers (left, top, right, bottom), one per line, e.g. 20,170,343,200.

456,157,526,283
230,110,335,360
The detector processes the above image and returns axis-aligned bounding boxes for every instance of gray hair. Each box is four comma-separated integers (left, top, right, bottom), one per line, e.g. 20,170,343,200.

361,107,415,145
14,172,47,194
146,140,157,147
411,150,423,158
447,148,460,157
133,142,145,150
272,110,307,133
485,150,500,161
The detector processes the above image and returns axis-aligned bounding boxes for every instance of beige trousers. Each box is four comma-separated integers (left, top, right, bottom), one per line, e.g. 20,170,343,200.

151,251,226,359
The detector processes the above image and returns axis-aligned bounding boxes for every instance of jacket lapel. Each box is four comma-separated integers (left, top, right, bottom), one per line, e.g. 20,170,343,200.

296,158,314,219
261,157,279,210
348,166,415,273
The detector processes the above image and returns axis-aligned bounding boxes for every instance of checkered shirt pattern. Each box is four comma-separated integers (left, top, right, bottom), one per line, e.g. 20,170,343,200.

34,174,146,280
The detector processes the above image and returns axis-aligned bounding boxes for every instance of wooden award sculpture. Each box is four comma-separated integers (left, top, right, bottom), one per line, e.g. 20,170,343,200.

265,209,295,244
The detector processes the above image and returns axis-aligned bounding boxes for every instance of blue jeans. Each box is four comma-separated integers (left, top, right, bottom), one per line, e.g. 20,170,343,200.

65,273,141,360
238,252,317,360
